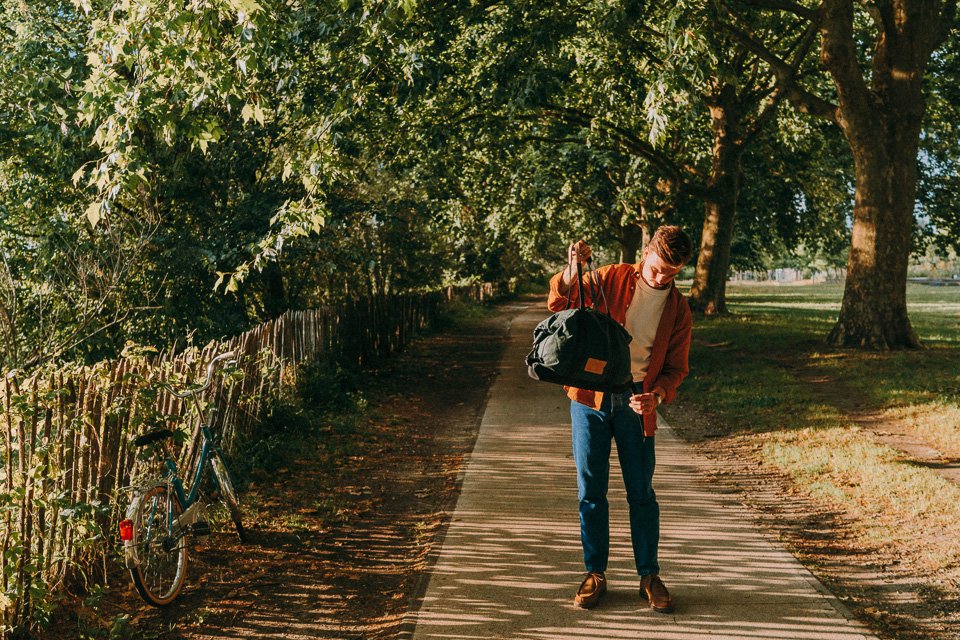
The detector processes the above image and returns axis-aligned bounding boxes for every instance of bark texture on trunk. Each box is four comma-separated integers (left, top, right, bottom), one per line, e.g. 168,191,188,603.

689,90,743,315
819,0,949,348
827,129,922,348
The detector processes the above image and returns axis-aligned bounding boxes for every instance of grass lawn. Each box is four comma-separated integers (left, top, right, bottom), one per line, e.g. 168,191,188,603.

667,282,960,601
677,282,960,448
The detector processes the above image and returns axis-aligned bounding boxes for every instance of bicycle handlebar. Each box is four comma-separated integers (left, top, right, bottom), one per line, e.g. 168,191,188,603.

159,351,236,399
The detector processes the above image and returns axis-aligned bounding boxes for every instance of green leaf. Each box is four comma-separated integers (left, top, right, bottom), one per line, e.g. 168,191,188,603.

228,0,263,16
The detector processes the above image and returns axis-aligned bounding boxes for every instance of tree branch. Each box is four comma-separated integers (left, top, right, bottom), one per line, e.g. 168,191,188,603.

742,15,823,142
721,17,840,123
819,0,875,130
748,85,789,147
21,306,160,370
540,104,712,197
735,0,818,20
519,135,596,147
856,0,886,37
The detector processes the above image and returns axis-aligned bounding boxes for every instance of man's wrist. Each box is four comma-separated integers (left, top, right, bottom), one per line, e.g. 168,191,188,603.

652,388,665,404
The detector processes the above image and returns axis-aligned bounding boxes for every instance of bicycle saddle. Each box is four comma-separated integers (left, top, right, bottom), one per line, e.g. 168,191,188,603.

134,428,175,447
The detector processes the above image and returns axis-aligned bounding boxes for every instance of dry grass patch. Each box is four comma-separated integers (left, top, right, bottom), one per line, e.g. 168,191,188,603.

760,425,960,575
883,402,960,458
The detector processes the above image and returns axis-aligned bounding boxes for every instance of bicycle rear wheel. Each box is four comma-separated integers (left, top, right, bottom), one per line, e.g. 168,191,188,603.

126,484,189,607
210,453,246,542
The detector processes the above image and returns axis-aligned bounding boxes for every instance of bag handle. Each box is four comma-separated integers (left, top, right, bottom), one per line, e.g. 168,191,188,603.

577,261,585,310
584,258,612,316
564,259,587,311
563,254,611,316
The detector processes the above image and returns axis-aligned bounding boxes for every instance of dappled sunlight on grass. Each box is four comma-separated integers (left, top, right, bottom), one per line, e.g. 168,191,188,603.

883,401,960,458
686,283,960,428
724,283,846,301
722,282,960,337
908,302,960,312
811,347,960,406
760,426,960,573
684,318,846,436
735,301,843,312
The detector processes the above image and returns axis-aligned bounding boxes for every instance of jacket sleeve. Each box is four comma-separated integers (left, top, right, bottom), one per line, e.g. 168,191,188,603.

652,296,692,404
547,270,576,312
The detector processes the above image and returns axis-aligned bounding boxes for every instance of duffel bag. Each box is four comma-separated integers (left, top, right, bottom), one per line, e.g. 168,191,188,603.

525,259,633,393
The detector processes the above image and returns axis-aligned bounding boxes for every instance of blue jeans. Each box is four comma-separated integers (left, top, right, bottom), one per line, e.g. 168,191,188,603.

571,392,659,576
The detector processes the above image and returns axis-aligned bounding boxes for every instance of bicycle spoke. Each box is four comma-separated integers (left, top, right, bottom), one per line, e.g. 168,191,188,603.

128,484,188,606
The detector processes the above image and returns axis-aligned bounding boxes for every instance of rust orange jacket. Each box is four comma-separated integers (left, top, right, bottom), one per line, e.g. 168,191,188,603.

546,262,692,436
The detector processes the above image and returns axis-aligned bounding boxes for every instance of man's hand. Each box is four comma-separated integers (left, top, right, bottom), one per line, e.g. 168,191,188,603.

561,240,593,289
629,392,660,416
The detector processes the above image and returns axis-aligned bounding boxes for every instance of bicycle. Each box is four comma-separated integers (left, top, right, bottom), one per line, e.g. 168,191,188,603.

119,351,246,607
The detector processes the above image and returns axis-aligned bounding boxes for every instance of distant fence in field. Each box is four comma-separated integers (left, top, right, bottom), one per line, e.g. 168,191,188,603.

730,268,847,284
907,276,960,286
0,281,513,637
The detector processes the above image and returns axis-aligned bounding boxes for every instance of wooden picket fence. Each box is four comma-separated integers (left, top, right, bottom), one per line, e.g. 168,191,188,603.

0,283,512,637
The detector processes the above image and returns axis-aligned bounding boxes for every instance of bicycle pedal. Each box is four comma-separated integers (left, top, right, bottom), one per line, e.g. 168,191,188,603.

190,521,212,537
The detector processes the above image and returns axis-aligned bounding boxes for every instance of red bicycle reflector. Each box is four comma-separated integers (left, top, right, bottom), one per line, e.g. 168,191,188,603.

119,519,133,541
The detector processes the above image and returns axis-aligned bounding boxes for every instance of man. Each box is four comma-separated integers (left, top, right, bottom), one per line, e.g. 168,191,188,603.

546,225,693,613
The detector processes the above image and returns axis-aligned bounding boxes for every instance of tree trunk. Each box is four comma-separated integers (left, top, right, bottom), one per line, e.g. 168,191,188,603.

826,124,921,348
818,0,943,348
688,92,743,315
261,261,288,319
619,220,645,263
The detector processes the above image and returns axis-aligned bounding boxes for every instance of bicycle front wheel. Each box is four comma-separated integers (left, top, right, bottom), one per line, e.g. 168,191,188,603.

210,453,246,542
126,484,189,607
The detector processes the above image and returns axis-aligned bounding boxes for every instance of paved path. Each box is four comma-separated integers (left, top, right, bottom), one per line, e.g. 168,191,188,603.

402,305,878,640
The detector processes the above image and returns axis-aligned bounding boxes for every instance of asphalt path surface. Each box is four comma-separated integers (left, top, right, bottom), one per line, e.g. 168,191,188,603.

401,305,878,640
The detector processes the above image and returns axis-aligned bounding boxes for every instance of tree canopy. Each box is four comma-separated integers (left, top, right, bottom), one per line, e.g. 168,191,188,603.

1,0,957,367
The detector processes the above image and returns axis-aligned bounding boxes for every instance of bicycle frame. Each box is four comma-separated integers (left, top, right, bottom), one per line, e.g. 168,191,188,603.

153,425,228,540
163,425,218,510
152,353,234,534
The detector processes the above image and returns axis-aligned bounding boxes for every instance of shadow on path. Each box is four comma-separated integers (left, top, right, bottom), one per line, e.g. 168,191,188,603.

403,308,878,640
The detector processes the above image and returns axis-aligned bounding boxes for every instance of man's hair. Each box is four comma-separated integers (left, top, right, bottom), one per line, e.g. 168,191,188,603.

648,225,693,267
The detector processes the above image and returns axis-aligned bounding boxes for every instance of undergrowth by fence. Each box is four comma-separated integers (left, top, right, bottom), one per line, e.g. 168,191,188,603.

0,282,512,637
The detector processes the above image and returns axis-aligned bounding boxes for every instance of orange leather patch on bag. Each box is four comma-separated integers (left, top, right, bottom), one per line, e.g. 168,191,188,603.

583,358,606,375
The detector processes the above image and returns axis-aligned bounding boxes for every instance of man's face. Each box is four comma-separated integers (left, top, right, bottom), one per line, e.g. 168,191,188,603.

641,249,684,289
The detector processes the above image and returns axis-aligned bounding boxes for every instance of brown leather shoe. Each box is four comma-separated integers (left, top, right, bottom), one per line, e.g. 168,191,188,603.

639,574,674,613
573,572,607,609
